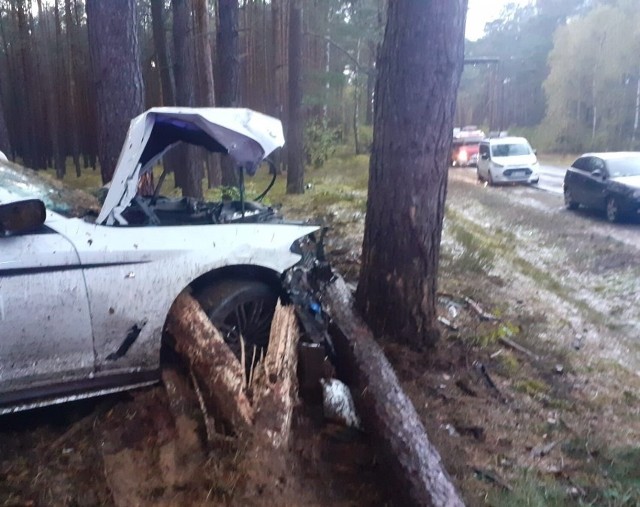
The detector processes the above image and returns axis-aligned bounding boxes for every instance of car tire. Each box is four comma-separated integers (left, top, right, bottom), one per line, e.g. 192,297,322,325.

195,279,279,363
606,196,622,223
564,187,579,210
476,168,483,182
487,170,494,186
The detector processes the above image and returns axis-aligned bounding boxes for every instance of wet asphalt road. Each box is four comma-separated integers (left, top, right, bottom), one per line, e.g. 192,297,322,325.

450,165,640,247
535,164,566,194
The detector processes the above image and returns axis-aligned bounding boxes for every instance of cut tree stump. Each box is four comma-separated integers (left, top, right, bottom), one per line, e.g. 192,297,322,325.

167,292,299,448
319,275,465,507
166,292,254,433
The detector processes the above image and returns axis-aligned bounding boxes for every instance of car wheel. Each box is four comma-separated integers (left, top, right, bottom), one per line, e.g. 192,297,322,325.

487,170,494,186
476,168,483,182
195,279,279,364
564,187,579,210
606,196,622,223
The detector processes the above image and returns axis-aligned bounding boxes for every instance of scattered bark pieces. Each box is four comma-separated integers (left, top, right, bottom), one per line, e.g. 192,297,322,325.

473,361,507,403
463,296,500,321
530,440,559,458
455,379,478,397
498,336,540,361
454,425,485,442
437,315,459,331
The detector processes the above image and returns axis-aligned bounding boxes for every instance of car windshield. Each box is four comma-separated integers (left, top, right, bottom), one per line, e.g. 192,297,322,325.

491,143,531,157
606,157,640,177
0,162,100,218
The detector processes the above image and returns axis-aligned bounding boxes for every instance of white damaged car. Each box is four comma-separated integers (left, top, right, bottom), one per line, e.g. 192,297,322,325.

0,108,320,414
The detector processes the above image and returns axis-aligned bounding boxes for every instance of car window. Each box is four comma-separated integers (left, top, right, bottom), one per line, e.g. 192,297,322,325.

0,163,100,218
605,156,640,177
590,158,606,174
490,143,531,157
571,157,589,171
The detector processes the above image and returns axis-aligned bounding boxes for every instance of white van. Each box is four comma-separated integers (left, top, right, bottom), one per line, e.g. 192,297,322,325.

477,136,539,185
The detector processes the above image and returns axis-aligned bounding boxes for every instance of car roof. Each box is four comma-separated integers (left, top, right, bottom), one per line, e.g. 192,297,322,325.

485,136,530,145
578,151,640,160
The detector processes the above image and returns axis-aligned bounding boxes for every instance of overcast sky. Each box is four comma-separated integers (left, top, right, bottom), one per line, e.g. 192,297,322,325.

466,0,533,40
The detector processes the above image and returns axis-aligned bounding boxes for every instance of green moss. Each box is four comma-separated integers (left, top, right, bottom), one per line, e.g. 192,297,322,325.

496,351,520,376
471,322,520,348
514,378,549,397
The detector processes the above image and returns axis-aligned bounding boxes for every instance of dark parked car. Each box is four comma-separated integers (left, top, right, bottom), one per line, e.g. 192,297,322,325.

563,152,640,222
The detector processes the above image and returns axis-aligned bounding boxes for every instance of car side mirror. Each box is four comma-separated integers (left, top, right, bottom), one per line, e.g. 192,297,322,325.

0,199,46,236
481,153,489,160
533,149,537,155
592,169,603,179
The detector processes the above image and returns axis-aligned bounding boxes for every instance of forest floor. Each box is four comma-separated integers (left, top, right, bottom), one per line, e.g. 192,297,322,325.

1,151,639,506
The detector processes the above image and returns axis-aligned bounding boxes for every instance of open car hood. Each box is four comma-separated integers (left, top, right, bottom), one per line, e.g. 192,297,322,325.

97,108,285,225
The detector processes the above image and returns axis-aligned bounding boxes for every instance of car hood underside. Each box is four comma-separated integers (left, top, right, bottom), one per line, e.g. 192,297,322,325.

97,108,285,226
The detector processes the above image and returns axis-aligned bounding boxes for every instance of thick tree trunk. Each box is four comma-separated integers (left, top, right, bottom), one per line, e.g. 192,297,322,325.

172,0,203,198
286,0,304,194
64,0,81,177
0,75,11,158
193,0,221,189
356,1,467,348
53,0,66,177
323,276,464,507
217,0,240,187
150,0,175,106
86,0,145,184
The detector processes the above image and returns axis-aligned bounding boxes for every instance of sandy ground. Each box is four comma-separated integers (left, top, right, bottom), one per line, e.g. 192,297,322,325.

1,167,639,506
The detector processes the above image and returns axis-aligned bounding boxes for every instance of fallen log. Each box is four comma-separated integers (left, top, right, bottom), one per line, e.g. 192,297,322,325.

166,292,254,433
319,275,464,507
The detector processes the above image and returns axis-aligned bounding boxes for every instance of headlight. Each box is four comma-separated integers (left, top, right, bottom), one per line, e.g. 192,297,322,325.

632,189,640,199
491,162,503,168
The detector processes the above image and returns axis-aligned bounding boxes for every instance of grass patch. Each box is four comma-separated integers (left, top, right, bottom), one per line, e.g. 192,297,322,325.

514,378,549,398
487,470,570,507
470,322,520,348
495,351,520,377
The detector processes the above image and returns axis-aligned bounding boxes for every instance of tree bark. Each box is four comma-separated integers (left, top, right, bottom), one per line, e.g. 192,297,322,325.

217,0,240,187
172,0,204,198
286,0,304,194
86,0,145,184
193,0,221,189
151,0,176,106
65,0,81,177
0,74,12,158
323,275,464,507
356,1,467,348
166,292,254,433
252,301,299,449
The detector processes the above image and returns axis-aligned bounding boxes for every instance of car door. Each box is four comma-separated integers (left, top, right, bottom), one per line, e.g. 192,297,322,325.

582,157,607,209
0,213,94,398
478,143,490,178
567,157,592,204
